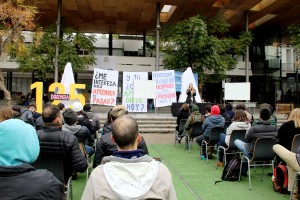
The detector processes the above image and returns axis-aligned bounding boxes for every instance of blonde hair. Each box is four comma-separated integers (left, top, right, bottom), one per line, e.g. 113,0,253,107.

288,108,300,128
0,107,13,122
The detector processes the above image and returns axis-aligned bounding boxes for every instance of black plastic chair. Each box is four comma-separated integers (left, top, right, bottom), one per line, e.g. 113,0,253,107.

175,119,187,145
217,129,247,165
238,137,277,190
32,152,73,200
201,126,224,163
188,122,203,153
224,121,232,133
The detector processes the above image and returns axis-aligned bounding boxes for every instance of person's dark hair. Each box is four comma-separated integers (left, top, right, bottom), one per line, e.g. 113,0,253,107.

57,103,65,111
219,105,226,114
260,103,274,114
11,105,21,113
104,108,113,126
232,109,248,122
236,104,246,110
260,107,271,120
205,105,211,113
42,105,61,123
83,104,92,111
225,103,233,111
111,115,138,148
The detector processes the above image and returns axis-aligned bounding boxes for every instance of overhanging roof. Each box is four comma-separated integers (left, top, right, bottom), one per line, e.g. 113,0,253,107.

34,0,300,34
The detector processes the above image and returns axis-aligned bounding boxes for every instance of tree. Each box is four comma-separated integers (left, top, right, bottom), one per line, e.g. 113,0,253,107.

161,15,252,88
288,24,300,65
0,0,37,105
12,25,96,81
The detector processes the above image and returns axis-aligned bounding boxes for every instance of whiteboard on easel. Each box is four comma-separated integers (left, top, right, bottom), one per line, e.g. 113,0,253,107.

224,82,250,100
133,80,156,99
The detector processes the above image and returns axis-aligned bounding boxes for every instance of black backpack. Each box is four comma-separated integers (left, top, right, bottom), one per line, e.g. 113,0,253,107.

215,157,241,184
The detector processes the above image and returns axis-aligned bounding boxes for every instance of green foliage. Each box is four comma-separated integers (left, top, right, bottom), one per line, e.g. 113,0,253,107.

12,24,96,80
288,24,300,56
161,15,252,83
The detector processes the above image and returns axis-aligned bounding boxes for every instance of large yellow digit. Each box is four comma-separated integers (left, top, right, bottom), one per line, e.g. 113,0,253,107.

49,83,65,105
30,82,43,113
70,84,86,106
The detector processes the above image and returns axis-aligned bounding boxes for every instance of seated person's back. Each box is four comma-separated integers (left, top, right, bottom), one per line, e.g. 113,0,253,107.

0,119,64,199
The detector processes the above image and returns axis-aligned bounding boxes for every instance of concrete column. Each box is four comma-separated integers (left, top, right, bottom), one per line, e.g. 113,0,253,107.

54,0,62,83
155,3,160,71
108,33,113,56
143,32,146,57
245,11,249,83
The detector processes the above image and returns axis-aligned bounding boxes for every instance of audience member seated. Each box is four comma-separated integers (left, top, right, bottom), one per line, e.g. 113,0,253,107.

176,103,190,132
234,107,277,176
20,102,36,127
195,105,225,159
219,105,231,122
252,103,277,126
82,115,177,200
0,107,13,122
217,109,251,166
73,102,95,146
204,104,212,118
101,108,113,136
93,105,149,168
83,103,101,140
0,119,64,199
236,104,253,123
178,105,204,149
37,105,88,183
273,144,300,199
11,105,22,119
225,103,235,120
62,108,94,157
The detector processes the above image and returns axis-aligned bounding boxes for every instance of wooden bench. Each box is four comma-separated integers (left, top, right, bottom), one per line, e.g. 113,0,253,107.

276,103,294,114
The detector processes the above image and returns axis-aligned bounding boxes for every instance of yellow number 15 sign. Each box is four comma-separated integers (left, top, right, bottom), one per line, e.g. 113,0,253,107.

31,82,86,113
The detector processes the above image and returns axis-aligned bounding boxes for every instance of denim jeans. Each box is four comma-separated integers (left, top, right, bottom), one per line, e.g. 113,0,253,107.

85,145,95,157
234,139,250,174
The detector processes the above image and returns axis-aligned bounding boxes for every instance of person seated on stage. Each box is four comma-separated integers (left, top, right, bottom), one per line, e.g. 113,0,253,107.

195,105,225,159
204,104,212,118
252,103,277,127
225,103,235,120
93,105,149,168
82,115,177,200
0,119,64,199
176,103,190,133
185,83,196,105
217,109,251,167
273,144,300,199
234,107,277,176
179,105,204,149
235,104,253,123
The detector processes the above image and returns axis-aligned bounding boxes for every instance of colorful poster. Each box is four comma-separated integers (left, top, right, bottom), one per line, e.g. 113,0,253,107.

152,70,176,107
179,67,201,103
122,72,148,112
90,68,118,106
175,71,198,92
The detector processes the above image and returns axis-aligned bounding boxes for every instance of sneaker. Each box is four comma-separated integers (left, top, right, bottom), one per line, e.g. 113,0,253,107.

291,193,300,200
201,155,206,160
177,137,182,143
217,161,224,167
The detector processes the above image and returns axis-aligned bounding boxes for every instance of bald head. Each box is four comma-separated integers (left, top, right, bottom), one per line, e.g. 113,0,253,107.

111,115,139,149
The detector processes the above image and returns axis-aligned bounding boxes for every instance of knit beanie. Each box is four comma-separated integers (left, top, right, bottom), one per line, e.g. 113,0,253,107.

191,105,199,112
210,105,220,115
0,119,39,166
63,108,78,125
111,105,128,119
72,102,83,112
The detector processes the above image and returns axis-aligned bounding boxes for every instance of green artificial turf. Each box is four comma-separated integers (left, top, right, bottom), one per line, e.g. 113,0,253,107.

72,143,290,200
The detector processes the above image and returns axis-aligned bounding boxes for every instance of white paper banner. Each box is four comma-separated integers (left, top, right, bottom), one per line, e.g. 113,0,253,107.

122,72,148,112
90,68,119,106
152,70,176,107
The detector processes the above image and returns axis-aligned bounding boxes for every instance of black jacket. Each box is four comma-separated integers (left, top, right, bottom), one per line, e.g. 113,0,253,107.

93,132,149,168
0,163,64,200
176,109,190,131
277,120,300,150
37,123,88,181
62,124,91,145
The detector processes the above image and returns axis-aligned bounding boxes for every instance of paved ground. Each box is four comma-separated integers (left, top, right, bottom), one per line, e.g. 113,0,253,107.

142,133,174,144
